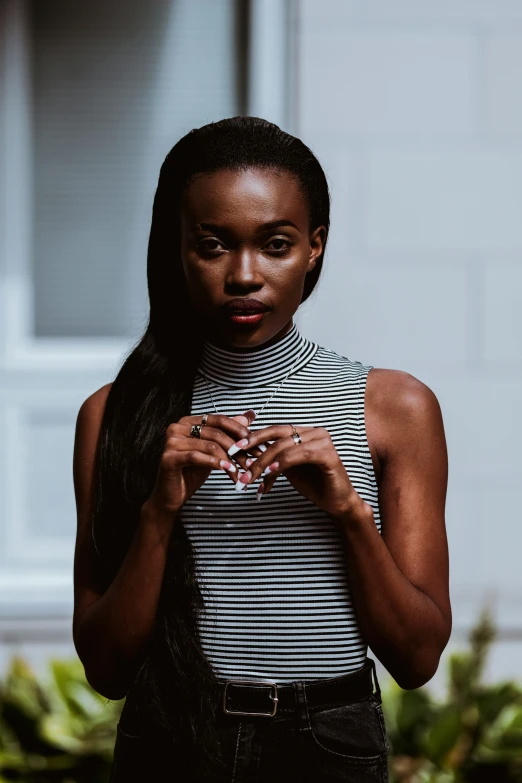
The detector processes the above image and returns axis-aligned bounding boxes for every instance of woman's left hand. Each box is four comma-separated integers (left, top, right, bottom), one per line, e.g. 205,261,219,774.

230,424,370,521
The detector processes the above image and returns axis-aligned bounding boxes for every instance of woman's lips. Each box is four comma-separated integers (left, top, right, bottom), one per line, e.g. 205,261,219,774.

227,311,267,325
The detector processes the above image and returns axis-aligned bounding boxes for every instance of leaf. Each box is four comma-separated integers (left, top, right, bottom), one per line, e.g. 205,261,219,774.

421,707,463,766
1,656,49,719
48,659,104,719
397,689,435,738
480,704,522,755
0,699,55,756
448,608,496,706
39,712,90,756
475,683,522,725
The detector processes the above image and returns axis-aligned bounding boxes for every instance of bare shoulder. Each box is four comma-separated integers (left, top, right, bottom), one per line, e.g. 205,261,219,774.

365,367,446,470
73,381,113,525
78,382,113,422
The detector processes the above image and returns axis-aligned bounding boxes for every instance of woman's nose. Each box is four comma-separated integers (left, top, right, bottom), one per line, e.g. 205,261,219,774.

226,250,263,285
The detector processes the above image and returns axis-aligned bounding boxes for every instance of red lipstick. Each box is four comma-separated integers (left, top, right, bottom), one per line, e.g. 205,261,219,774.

222,298,271,326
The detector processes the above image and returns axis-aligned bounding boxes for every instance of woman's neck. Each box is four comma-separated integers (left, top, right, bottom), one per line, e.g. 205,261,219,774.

203,320,294,354
198,320,314,388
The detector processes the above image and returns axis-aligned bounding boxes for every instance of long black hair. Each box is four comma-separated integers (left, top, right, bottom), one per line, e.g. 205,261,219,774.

91,116,331,773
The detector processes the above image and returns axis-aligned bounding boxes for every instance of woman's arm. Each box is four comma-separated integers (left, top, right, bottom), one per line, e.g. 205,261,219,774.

72,385,177,700
332,368,452,690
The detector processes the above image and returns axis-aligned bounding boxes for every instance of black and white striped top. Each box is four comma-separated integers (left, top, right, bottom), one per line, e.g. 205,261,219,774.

180,321,381,683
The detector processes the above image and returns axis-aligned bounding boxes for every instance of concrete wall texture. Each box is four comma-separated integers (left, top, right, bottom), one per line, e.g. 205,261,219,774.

295,0,522,689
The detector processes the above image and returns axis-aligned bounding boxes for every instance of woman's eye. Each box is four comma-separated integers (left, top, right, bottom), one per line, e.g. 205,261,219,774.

197,237,292,255
198,239,225,253
265,238,292,253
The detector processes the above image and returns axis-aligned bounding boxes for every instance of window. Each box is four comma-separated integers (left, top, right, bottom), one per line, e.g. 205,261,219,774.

30,0,244,339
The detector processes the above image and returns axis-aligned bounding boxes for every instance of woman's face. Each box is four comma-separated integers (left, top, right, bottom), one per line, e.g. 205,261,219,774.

180,166,325,350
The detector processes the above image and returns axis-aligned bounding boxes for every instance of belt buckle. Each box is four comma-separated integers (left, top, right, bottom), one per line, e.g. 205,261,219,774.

223,679,278,717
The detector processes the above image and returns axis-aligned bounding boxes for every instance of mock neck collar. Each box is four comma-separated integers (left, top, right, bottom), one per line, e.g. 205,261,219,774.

197,321,317,388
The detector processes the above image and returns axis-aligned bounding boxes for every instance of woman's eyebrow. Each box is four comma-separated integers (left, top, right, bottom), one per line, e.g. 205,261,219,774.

190,219,300,233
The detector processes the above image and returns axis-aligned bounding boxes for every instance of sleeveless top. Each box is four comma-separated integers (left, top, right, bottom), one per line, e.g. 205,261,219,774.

180,321,381,684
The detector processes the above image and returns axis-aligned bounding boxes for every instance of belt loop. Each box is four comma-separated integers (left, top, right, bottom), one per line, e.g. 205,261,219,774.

369,658,382,703
292,680,311,733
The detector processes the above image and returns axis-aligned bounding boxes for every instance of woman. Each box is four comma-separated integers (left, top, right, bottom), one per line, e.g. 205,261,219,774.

72,116,451,782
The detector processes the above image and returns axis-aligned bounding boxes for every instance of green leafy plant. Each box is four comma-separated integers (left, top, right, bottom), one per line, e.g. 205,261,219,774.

0,609,521,782
381,608,522,783
0,656,122,782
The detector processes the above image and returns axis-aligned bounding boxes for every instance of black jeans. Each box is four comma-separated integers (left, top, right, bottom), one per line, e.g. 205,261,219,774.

110,658,390,782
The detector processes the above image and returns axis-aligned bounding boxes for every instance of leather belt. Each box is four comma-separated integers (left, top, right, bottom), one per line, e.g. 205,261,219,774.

218,657,378,718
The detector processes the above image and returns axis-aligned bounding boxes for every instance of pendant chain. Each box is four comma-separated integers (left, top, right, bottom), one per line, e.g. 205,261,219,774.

197,347,305,418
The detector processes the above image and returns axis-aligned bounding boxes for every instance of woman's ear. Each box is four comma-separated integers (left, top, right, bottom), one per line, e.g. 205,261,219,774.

308,224,326,272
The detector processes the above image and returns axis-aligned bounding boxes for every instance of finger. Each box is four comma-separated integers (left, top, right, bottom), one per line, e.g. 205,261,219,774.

242,423,316,464
230,409,257,428
179,421,252,470
262,435,335,495
195,412,263,462
165,435,240,481
235,423,316,453
235,428,320,491
237,442,267,459
161,441,234,475
229,411,266,459
216,410,265,460
176,414,251,444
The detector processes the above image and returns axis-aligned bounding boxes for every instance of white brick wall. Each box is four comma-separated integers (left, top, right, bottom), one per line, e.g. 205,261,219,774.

302,0,522,27
299,31,477,135
366,147,522,252
484,35,522,135
296,0,522,685
362,1,522,24
484,263,522,362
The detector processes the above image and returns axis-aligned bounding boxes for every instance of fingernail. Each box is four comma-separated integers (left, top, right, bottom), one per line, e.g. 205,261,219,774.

235,476,247,492
265,462,279,475
245,409,257,420
256,483,264,501
245,457,256,468
239,470,252,484
220,460,236,473
228,438,249,456
258,444,267,453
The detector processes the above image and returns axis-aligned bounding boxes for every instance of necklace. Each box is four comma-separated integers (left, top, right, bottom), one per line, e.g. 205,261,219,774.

197,345,305,418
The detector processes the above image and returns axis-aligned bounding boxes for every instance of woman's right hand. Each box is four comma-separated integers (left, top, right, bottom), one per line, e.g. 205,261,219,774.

142,410,259,517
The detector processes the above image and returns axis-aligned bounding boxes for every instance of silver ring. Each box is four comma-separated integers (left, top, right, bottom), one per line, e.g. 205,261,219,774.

201,413,209,426
289,424,302,445
190,424,202,439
